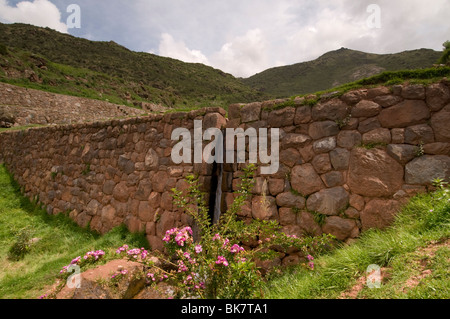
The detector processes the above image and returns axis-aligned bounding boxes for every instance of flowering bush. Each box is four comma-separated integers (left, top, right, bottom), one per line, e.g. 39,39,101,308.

59,249,105,274
164,164,335,299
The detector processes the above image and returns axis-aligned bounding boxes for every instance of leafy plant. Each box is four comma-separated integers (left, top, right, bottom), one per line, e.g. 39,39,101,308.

432,178,448,190
7,227,35,261
437,41,450,65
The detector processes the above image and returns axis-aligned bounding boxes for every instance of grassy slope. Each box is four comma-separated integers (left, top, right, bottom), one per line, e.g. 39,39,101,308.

262,188,450,299
0,164,148,299
0,23,268,109
243,47,442,97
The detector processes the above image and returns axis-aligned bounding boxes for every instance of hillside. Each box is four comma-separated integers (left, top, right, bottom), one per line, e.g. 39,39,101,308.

0,23,268,109
243,47,442,97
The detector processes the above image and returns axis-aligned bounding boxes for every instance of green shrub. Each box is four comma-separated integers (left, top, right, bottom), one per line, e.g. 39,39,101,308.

8,227,34,261
0,43,8,55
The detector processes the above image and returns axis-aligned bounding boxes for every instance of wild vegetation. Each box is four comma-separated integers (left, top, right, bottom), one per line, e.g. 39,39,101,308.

243,47,442,97
0,23,268,109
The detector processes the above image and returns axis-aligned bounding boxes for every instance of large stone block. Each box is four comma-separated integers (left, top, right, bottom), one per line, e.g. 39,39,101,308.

322,216,358,241
426,82,450,111
351,100,381,118
291,164,324,196
306,186,349,216
312,99,350,121
348,148,404,197
361,199,402,231
386,144,418,165
404,124,435,145
430,104,450,142
405,155,450,185
241,102,261,123
378,100,430,128
308,121,339,140
268,107,295,127
276,192,306,209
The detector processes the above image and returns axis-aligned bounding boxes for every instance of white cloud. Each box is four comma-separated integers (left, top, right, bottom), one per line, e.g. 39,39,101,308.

0,0,67,33
210,29,270,78
158,33,209,65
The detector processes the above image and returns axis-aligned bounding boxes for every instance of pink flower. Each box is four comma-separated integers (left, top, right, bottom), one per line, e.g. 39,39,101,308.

215,256,229,267
308,262,314,270
230,244,244,253
212,234,221,241
307,255,314,261
194,245,203,254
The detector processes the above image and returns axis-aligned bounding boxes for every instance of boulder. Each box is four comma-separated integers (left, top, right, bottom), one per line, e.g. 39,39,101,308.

297,211,322,236
401,84,425,100
321,171,344,188
312,99,350,121
308,121,340,140
268,107,296,127
311,153,332,174
362,128,391,145
322,216,358,241
405,155,450,185
313,136,337,154
404,124,435,145
378,100,430,128
386,144,418,165
291,164,325,196
360,199,402,231
252,196,278,220
282,133,311,149
276,192,306,209
430,104,450,142
329,148,350,170
423,142,450,155
426,82,450,111
337,130,362,149
241,102,261,123
351,100,381,117
294,106,312,124
348,148,404,197
279,148,302,167
306,186,349,216
112,182,129,203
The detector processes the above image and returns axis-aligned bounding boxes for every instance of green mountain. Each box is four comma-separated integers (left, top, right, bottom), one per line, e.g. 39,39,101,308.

0,23,268,109
242,47,442,98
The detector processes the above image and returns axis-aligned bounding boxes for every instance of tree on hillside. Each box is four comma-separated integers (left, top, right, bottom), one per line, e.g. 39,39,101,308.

437,41,450,65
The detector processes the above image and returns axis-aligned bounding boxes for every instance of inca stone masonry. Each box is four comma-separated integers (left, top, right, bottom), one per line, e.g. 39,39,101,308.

1,80,449,266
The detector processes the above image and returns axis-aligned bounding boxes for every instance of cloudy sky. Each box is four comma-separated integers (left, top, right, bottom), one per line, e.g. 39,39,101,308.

0,0,449,77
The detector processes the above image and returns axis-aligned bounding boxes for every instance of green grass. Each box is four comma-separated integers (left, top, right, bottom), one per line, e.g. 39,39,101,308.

0,164,148,299
262,187,450,299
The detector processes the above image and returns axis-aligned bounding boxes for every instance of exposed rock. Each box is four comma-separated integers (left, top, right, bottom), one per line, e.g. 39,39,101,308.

279,207,297,225
294,106,312,124
360,199,402,231
312,99,350,121
373,95,403,108
112,182,130,203
401,84,425,100
282,133,312,149
252,195,278,220
351,100,381,117
405,155,450,185
311,153,332,174
306,186,349,216
329,148,350,170
321,171,344,188
404,124,435,145
268,107,295,127
276,192,306,209
348,148,404,197
322,216,358,241
386,144,418,165
297,211,322,236
430,104,450,142
426,82,450,111
291,164,325,196
337,130,362,149
203,112,227,129
358,117,381,134
279,148,302,167
378,100,430,128
308,121,339,140
423,142,450,155
241,102,261,123
362,128,391,144
313,136,337,154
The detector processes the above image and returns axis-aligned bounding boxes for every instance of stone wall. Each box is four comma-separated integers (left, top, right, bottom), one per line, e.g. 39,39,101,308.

222,81,450,246
1,81,450,263
0,82,147,127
